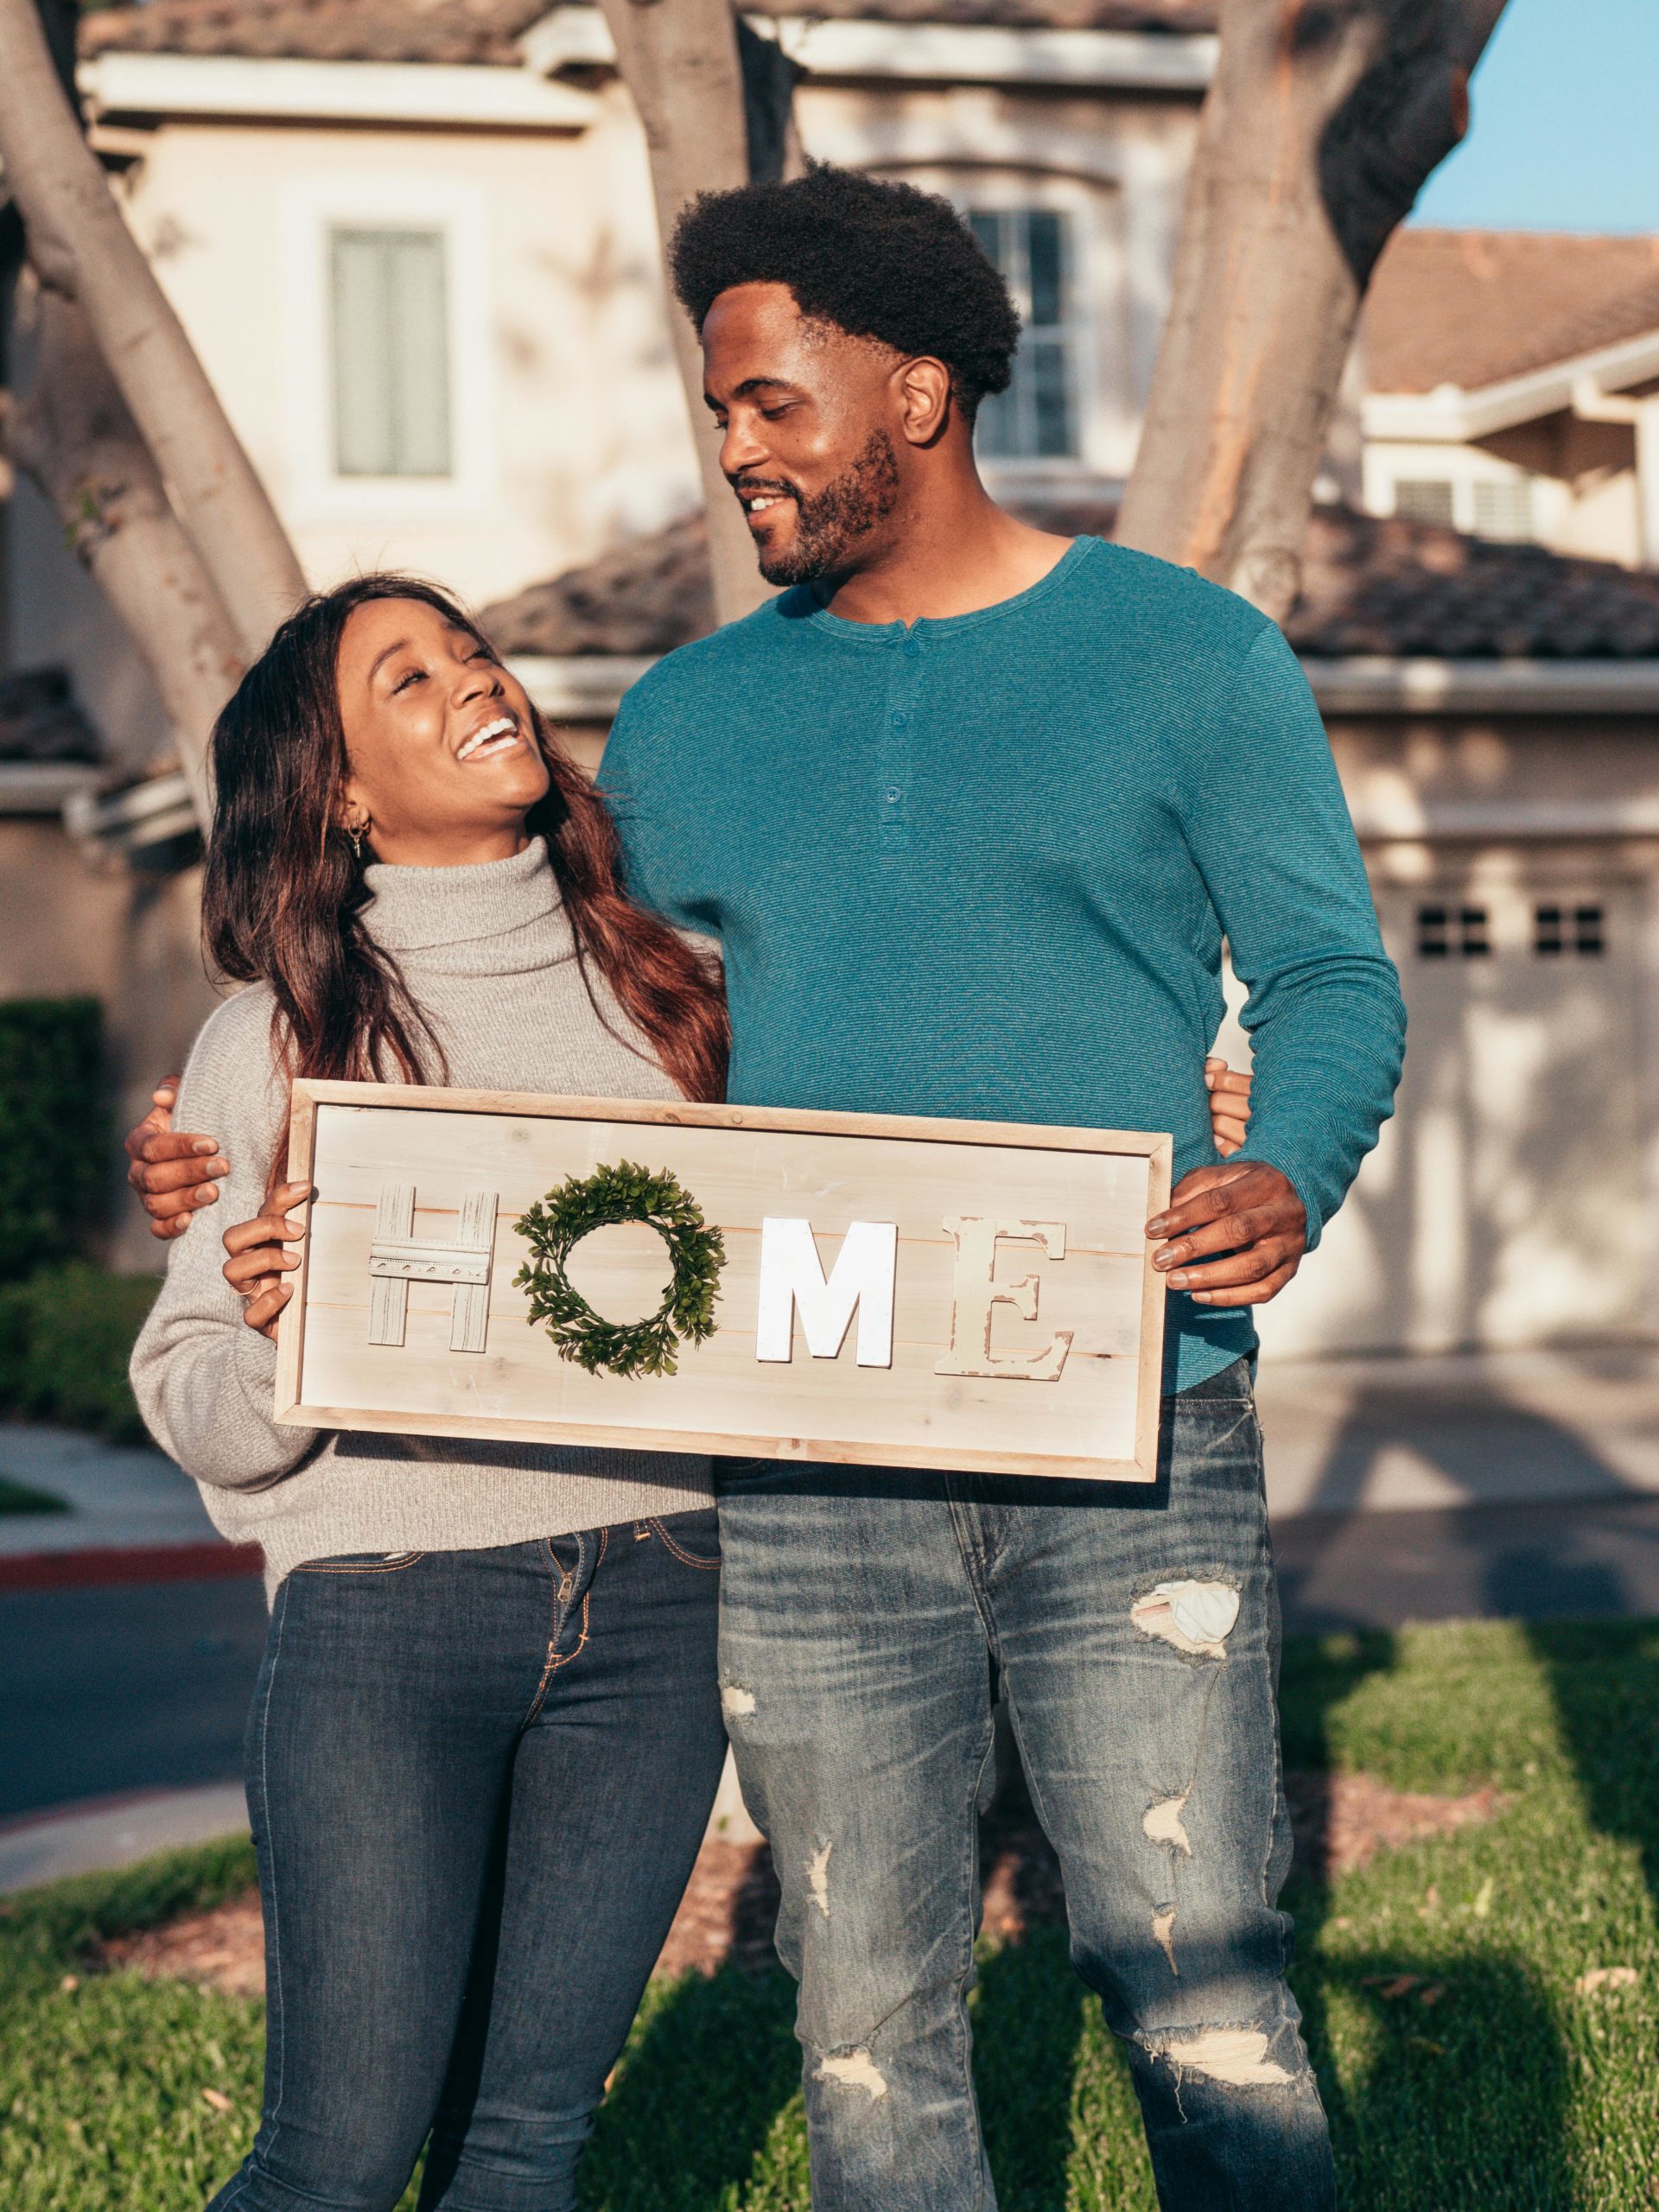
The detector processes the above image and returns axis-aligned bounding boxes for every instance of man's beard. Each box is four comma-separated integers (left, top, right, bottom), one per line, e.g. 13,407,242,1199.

747,429,901,587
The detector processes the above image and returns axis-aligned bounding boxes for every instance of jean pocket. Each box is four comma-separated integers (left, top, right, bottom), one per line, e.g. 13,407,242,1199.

651,1510,722,1569
290,1551,427,1574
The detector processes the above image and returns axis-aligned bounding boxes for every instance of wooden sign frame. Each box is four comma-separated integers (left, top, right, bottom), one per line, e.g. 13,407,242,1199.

274,1083,1173,1483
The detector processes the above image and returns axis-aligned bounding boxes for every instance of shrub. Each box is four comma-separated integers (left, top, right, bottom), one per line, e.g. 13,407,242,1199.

0,1262,158,1443
0,996,109,1281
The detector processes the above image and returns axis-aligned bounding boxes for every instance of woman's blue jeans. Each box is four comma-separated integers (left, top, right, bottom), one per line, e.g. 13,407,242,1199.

715,1361,1336,2212
207,1510,726,2212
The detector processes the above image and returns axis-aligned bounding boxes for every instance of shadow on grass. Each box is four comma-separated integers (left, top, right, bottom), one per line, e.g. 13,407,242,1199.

1311,1948,1574,2211
1279,1627,1578,2209
974,1925,1094,2212
1522,1618,1659,1902
577,1961,802,2212
976,1923,1575,2212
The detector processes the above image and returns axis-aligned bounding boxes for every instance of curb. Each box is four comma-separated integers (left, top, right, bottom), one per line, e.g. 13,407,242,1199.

0,1783,250,1897
0,1543,264,1595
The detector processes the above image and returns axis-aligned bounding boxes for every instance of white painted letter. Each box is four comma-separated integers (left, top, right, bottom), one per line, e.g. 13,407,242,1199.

934,1217,1071,1382
755,1219,898,1368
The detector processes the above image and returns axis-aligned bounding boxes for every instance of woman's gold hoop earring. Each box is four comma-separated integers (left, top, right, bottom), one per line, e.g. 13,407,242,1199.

350,822,366,862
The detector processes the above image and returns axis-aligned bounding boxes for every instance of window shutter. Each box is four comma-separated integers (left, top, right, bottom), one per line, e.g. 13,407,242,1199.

330,227,453,480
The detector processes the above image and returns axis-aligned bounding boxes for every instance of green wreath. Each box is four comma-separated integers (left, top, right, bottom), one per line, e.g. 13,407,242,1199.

514,1160,727,1379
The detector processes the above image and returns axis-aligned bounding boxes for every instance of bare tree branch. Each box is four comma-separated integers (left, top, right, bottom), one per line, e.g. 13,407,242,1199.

598,0,774,627
1116,0,1509,621
4,274,243,827
0,0,306,658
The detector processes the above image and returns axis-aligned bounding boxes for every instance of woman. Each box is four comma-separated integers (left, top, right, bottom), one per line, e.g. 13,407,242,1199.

130,575,730,2212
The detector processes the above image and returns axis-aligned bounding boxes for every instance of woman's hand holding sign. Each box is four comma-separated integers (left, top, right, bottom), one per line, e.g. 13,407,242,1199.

220,1182,311,1340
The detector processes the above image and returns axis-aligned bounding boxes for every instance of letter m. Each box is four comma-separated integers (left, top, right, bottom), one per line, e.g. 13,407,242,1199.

754,1219,897,1370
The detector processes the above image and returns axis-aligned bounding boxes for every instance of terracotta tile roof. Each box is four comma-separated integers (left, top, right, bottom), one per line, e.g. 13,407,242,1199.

482,505,1659,663
487,517,716,658
80,1,550,67
80,0,1212,65
1288,508,1659,660
1362,228,1659,396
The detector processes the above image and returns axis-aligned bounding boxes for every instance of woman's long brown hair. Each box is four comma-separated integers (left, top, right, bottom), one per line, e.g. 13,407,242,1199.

200,575,728,1102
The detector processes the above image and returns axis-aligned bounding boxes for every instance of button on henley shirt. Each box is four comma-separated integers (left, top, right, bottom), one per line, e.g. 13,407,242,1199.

601,533,1406,1392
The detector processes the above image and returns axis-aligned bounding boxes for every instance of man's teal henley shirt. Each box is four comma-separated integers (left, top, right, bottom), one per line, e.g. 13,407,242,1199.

601,533,1406,1392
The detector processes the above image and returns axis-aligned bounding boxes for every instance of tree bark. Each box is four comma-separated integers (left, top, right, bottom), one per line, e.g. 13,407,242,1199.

3,275,244,826
599,0,775,627
1116,0,1508,622
0,0,306,658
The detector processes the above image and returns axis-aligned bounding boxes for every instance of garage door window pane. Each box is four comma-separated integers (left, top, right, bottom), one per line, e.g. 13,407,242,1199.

331,227,453,479
968,207,1078,462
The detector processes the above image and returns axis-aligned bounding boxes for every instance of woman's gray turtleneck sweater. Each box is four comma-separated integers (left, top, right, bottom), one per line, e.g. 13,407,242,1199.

130,839,715,1597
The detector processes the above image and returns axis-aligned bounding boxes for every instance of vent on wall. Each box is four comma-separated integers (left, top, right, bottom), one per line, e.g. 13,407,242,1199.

1535,903,1604,957
1393,479,1457,527
1416,904,1490,958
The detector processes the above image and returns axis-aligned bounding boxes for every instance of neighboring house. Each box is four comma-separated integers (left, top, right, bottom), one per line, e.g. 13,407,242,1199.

5,0,1659,1354
1358,229,1659,568
11,0,1213,762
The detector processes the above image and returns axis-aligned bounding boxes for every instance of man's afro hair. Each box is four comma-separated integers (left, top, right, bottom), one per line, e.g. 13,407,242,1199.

669,164,1020,417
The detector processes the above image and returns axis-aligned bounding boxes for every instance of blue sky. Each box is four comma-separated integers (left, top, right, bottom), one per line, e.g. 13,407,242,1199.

1410,0,1659,234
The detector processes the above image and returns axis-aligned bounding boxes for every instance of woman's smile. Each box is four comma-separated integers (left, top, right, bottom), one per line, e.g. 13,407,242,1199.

455,711,524,764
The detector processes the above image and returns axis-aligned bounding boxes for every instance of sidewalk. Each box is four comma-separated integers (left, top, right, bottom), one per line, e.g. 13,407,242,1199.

0,1785,250,1897
1256,1345,1659,1518
0,1422,222,1554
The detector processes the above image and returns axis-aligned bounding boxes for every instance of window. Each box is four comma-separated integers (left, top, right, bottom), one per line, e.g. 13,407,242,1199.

967,208,1078,461
329,227,452,479
1394,478,1457,527
1417,904,1490,958
1471,477,1535,542
1535,902,1604,957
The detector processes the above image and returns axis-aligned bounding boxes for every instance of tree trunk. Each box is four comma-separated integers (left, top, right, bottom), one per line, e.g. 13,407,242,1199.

598,0,776,628
1116,0,1508,621
3,275,244,826
0,0,306,658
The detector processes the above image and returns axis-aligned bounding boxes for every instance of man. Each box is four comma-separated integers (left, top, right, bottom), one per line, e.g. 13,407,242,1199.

130,167,1402,2209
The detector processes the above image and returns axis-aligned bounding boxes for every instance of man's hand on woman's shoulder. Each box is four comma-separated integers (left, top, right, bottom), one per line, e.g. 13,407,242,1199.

125,1078,226,1237
1205,1057,1251,1158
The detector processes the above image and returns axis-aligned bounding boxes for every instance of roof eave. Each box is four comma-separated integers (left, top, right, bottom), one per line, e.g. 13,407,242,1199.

77,50,599,130
1364,325,1659,442
511,652,1659,723
1302,657,1659,715
523,4,1219,93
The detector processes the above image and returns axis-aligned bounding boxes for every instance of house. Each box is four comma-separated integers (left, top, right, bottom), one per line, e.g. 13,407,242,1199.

1357,229,1659,568
5,0,1659,1359
3,0,1223,1263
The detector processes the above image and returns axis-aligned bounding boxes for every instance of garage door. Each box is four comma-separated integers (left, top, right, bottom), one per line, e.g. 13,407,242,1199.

1255,876,1649,1357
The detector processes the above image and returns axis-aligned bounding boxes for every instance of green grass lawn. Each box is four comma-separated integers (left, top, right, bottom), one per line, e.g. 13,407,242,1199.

4,1619,1657,2210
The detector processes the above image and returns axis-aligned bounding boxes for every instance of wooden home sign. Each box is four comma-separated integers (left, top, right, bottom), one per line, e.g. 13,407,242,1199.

274,1083,1173,1483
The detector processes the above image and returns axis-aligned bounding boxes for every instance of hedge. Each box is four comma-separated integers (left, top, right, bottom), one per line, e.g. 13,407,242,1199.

0,996,110,1281
0,1262,158,1444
